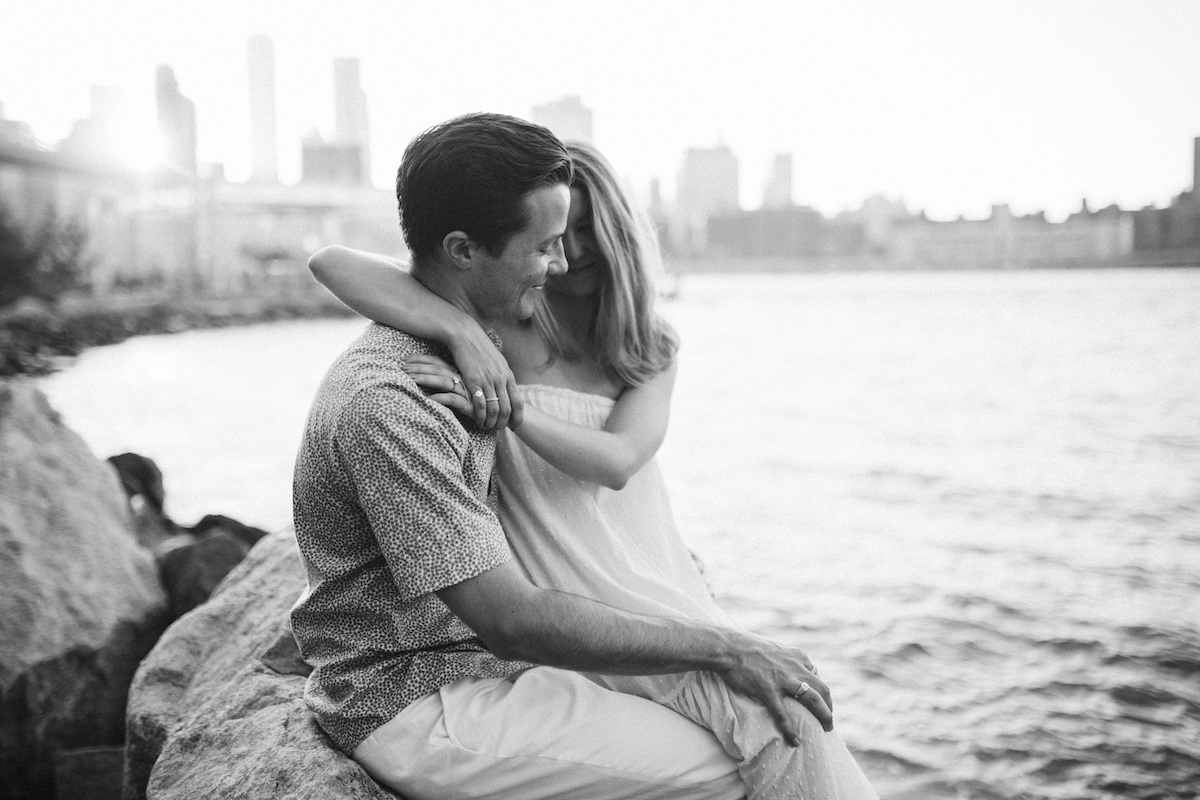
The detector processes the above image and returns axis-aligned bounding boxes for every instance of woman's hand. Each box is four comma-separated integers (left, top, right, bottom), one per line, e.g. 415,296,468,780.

444,326,523,431
402,354,488,422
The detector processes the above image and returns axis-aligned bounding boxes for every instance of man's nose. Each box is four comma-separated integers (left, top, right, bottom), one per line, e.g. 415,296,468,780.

547,239,568,276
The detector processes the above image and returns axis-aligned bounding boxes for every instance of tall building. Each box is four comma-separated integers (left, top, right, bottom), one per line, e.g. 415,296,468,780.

333,57,370,183
247,34,278,183
301,129,365,185
0,103,36,147
762,153,793,209
531,96,593,143
675,143,740,253
156,65,197,175
59,86,122,161
1193,135,1199,193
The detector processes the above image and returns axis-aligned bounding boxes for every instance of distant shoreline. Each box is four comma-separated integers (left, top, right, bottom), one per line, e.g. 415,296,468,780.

5,257,1197,377
0,289,355,377
665,250,1200,274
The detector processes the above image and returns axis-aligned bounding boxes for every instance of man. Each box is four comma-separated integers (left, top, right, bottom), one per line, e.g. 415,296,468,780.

291,112,830,799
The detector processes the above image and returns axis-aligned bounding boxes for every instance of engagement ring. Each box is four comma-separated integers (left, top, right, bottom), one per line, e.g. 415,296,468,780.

793,682,811,701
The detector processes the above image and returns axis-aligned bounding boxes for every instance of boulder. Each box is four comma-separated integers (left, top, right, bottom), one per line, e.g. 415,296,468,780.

157,531,256,621
155,514,271,620
124,531,393,800
187,513,269,548
0,379,169,800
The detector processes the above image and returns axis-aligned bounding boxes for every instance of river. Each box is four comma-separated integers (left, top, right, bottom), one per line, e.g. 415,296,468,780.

39,268,1200,799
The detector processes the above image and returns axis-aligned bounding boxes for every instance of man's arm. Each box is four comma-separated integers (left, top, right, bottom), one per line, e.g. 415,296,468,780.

438,560,832,745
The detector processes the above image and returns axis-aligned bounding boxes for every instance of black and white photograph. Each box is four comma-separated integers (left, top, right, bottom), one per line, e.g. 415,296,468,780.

1,2,1197,799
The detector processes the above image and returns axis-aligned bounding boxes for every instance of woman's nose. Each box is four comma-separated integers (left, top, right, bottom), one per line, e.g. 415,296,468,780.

564,232,585,262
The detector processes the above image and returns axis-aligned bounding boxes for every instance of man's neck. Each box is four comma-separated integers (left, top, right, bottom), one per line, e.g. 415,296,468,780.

410,261,487,328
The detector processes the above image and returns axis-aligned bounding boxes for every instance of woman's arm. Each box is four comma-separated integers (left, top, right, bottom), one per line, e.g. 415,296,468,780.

514,362,678,490
309,245,520,429
400,353,678,490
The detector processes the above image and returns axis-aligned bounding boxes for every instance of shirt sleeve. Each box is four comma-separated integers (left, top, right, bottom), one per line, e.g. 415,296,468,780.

334,384,512,602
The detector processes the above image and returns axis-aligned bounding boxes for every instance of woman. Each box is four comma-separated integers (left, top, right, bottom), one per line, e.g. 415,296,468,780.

310,141,876,800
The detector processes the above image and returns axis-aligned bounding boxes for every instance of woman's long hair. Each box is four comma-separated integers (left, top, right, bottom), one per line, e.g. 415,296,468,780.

533,141,678,387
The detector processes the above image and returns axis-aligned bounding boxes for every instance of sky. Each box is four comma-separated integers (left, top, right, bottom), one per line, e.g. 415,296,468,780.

2,0,1199,221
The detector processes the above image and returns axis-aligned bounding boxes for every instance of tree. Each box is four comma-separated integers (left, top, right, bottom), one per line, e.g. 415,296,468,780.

0,204,92,309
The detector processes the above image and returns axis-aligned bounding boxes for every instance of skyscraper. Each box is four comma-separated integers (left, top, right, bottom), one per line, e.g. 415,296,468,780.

676,143,740,252
333,57,370,183
1193,136,1199,194
762,153,793,209
531,96,593,143
59,86,123,160
247,34,278,183
155,65,197,175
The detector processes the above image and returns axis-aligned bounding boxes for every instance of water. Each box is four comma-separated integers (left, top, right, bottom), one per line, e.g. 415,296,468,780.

38,268,1200,799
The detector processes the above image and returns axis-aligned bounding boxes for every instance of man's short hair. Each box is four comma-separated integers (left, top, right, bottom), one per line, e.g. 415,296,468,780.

396,112,574,263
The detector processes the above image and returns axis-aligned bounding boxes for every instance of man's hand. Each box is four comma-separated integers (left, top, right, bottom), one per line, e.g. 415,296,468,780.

719,633,833,745
438,561,834,748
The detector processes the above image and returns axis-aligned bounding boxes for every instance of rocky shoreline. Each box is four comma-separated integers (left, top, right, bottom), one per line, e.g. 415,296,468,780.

0,380,380,799
0,289,356,378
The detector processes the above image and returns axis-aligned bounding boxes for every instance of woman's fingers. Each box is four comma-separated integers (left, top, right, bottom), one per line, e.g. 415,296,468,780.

470,387,489,427
491,381,512,431
506,377,524,430
403,354,518,431
427,392,473,416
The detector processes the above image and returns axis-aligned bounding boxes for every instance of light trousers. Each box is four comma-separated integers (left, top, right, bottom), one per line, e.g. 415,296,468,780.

352,666,744,800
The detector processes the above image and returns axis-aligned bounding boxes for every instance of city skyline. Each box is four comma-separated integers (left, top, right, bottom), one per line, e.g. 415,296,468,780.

3,0,1199,221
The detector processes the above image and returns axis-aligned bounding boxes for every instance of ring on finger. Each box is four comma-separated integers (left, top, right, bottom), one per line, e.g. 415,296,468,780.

473,389,485,400
452,375,462,387
793,681,811,701
484,397,500,404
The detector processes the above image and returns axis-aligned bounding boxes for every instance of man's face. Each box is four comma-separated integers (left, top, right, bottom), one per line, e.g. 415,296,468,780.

471,184,570,322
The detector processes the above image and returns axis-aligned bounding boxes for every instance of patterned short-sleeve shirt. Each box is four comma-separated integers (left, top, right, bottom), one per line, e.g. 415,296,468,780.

291,323,533,754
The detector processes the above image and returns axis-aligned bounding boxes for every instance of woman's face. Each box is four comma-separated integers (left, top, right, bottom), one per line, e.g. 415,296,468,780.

549,186,604,298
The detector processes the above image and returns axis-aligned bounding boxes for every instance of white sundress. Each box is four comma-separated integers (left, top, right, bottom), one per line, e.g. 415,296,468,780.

494,384,879,800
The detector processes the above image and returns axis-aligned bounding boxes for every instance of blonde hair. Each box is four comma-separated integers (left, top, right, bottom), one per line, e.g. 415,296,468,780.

533,141,678,387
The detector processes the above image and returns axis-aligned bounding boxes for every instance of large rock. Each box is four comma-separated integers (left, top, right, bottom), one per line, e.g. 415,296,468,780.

156,515,269,621
124,531,393,800
0,379,169,800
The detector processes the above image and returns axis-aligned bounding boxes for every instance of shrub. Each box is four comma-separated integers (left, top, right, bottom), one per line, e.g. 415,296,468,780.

0,203,92,309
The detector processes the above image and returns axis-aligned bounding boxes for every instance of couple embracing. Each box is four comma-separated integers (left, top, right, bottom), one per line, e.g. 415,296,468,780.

291,112,877,799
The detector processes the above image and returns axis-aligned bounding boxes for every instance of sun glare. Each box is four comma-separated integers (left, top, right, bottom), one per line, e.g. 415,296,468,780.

110,121,167,172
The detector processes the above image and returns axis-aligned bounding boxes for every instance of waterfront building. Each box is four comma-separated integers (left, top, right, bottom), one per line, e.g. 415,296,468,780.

1130,136,1200,263
155,66,197,176
708,206,823,258
835,195,914,254
247,34,279,183
762,153,793,209
891,203,1134,268
531,96,593,143
675,143,740,254
333,57,371,183
301,130,366,186
0,103,35,147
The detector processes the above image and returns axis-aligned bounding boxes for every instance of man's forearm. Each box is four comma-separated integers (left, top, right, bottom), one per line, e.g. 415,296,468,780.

498,585,744,677
438,559,833,739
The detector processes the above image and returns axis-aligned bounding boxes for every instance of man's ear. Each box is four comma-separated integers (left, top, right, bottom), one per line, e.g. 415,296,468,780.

441,231,476,272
